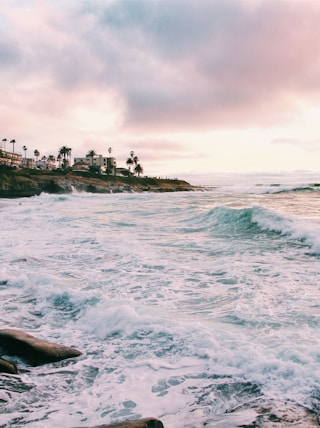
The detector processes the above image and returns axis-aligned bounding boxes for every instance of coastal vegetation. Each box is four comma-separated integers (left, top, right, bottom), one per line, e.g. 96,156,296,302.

126,151,143,176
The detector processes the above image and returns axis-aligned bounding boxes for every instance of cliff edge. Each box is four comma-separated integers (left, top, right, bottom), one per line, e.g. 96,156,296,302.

0,169,196,198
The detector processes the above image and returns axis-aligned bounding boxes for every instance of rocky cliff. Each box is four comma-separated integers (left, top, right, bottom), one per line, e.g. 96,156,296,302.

0,169,196,198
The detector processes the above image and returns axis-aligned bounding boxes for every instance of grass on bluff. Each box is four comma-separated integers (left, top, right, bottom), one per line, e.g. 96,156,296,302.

0,166,191,187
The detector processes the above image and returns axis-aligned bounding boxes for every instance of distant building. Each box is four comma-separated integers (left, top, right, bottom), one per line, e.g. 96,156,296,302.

35,160,47,170
35,158,56,170
73,155,117,175
105,157,117,175
0,149,23,168
22,158,35,169
72,161,90,172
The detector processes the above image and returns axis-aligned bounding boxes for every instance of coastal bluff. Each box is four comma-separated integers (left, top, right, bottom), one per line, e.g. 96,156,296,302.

0,169,197,198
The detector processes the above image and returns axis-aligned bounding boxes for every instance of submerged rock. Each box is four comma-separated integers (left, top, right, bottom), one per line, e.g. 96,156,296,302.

205,398,319,427
0,329,82,366
72,417,164,428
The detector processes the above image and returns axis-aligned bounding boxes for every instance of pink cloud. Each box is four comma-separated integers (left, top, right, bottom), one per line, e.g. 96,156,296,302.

1,0,320,157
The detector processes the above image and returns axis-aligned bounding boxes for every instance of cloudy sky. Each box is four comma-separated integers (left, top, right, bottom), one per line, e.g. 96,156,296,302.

1,0,320,180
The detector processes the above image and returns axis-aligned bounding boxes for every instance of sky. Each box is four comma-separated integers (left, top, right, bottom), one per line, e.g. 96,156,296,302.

1,0,320,182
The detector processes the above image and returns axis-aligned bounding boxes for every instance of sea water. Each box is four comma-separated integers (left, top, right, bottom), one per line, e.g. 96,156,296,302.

1,172,320,427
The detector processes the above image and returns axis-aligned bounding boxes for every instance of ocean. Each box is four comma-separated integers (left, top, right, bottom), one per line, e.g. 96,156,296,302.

1,172,320,427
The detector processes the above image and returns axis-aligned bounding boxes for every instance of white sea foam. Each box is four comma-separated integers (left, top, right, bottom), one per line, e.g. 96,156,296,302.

1,179,320,427
251,205,320,253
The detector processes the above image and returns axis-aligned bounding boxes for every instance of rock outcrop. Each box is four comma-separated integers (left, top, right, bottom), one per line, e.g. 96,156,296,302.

0,357,18,374
206,398,320,427
72,417,164,428
0,329,82,367
0,170,196,198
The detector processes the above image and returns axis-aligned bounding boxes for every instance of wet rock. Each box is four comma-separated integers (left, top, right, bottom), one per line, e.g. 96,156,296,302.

43,179,72,194
205,398,319,427
72,417,164,428
0,329,82,366
234,398,319,427
0,357,18,374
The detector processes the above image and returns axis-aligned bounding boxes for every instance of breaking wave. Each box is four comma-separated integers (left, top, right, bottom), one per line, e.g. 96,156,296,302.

184,205,320,254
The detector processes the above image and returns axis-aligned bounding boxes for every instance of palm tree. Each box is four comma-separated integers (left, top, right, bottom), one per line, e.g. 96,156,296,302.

2,139,7,150
86,150,96,166
38,155,46,170
47,155,56,169
58,146,67,159
10,139,16,153
22,145,27,167
108,147,112,155
134,163,143,177
58,146,72,169
58,146,68,169
126,156,134,172
57,153,62,168
34,149,40,162
126,150,136,172
67,147,72,166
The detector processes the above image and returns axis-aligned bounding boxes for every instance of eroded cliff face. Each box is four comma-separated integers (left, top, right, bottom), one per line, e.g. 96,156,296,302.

0,170,195,198
0,172,72,197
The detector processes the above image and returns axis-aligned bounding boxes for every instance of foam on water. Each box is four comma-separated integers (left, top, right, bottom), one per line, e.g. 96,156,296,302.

1,180,320,427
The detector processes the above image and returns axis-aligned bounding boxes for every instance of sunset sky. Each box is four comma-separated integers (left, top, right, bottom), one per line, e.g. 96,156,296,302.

1,0,320,181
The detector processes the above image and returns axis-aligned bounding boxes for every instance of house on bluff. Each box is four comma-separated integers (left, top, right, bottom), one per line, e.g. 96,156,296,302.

0,149,23,168
73,154,116,175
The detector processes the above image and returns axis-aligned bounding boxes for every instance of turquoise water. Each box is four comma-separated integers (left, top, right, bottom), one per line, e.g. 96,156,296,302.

1,174,320,427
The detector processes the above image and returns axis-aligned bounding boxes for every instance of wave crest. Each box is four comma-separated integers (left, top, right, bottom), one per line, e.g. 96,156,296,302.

185,205,320,254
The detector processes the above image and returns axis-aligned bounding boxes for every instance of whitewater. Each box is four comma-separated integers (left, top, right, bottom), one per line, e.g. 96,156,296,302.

1,172,320,427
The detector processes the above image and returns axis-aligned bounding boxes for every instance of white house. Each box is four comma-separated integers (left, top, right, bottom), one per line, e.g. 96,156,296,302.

35,158,56,170
73,155,116,174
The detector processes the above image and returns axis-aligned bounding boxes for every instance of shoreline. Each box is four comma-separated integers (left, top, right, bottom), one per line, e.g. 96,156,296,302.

0,169,200,198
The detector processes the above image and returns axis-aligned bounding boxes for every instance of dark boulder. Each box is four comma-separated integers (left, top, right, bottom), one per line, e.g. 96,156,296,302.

0,357,18,374
0,329,82,366
72,417,164,428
